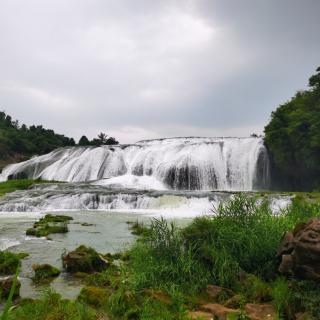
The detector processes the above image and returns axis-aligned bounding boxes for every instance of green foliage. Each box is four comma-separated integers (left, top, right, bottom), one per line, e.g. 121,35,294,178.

183,195,286,284
26,213,72,237
0,111,75,163
290,280,320,320
1,265,20,320
77,286,110,307
0,112,119,167
78,132,119,146
128,194,320,296
5,289,101,320
129,218,210,294
32,264,60,282
0,252,21,276
127,220,150,237
271,277,293,319
264,66,320,190
107,286,141,319
239,275,272,303
0,179,55,197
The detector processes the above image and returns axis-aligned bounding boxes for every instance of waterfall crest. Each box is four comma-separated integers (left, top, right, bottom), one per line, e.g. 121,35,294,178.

0,137,270,191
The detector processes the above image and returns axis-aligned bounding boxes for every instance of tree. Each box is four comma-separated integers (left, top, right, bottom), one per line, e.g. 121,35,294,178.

309,66,320,88
78,136,90,146
97,132,108,144
105,137,119,145
264,66,320,190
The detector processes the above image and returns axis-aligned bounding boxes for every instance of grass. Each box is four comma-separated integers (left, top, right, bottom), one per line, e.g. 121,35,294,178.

0,251,21,276
3,194,320,319
3,289,103,320
0,179,61,197
0,266,20,320
108,194,320,319
26,214,72,237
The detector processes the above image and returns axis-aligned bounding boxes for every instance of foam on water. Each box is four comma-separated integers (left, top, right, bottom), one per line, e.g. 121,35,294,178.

0,183,291,218
0,238,21,250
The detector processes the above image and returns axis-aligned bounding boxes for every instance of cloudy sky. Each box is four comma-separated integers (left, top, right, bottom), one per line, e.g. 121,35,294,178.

1,0,319,143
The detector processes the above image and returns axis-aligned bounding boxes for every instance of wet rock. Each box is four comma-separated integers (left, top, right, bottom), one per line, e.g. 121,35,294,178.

244,303,276,320
0,276,21,299
278,218,320,281
200,303,239,319
62,245,109,273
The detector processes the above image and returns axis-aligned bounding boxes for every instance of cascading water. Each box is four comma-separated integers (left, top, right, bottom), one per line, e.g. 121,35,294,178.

0,137,270,191
0,183,291,217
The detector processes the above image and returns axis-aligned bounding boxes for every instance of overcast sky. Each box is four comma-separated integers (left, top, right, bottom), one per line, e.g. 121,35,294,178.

1,0,319,143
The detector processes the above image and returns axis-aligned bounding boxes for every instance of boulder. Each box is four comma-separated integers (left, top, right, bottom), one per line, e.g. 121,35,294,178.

224,294,243,309
205,285,233,302
62,245,109,273
278,218,320,281
0,276,21,299
200,303,239,320
32,264,60,282
188,311,213,320
244,303,276,320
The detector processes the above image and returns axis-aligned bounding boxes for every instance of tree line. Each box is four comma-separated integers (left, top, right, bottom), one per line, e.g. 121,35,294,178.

0,112,118,162
264,66,320,190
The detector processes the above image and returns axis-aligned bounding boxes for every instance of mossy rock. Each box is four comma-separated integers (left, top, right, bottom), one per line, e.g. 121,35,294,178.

77,286,110,307
0,276,21,299
17,252,29,259
0,251,21,275
33,214,73,227
32,264,60,282
26,214,72,238
62,246,109,273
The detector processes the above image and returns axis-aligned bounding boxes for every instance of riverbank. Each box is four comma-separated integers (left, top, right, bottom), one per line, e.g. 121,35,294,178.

1,193,320,319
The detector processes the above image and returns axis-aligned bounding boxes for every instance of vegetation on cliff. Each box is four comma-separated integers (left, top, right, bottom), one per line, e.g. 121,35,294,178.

0,111,119,169
264,66,320,191
0,111,75,165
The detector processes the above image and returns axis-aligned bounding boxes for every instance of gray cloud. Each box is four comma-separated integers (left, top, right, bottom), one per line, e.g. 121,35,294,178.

0,0,319,143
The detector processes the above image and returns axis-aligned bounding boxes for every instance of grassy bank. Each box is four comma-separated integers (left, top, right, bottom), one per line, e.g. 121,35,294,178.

0,179,61,197
1,195,320,319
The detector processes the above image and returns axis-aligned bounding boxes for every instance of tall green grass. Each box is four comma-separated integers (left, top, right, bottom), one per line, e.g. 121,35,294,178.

129,194,320,293
0,266,20,320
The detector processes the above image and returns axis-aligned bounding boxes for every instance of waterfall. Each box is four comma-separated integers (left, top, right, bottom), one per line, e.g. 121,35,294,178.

0,183,291,217
0,137,270,191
